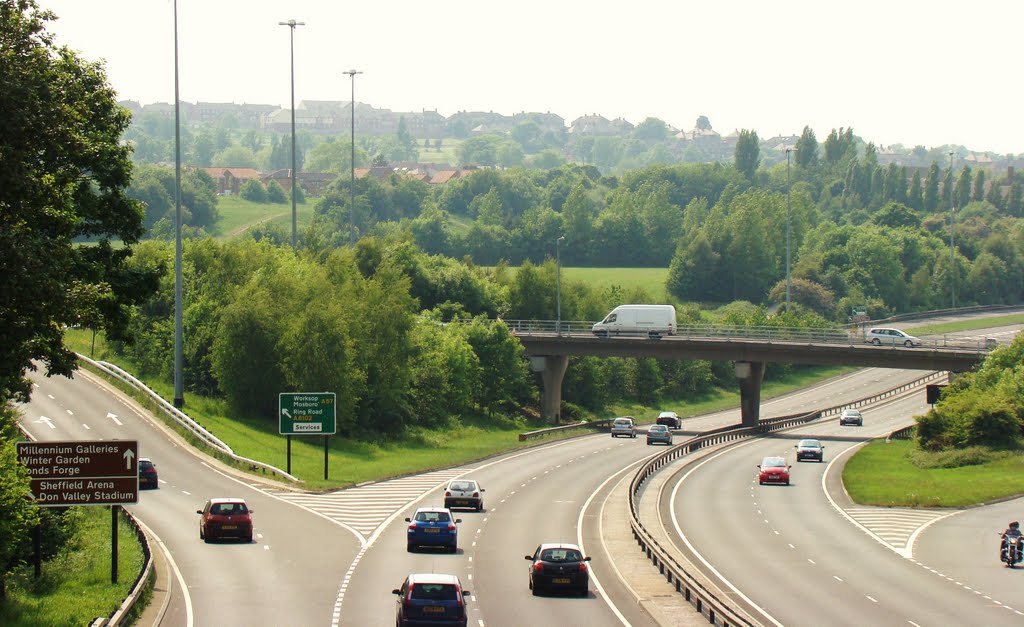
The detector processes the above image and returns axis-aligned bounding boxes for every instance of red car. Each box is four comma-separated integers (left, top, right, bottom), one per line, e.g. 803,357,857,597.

757,457,791,486
392,573,471,627
197,497,254,543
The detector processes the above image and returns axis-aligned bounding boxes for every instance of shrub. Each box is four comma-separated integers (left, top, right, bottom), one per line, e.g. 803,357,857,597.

240,179,267,203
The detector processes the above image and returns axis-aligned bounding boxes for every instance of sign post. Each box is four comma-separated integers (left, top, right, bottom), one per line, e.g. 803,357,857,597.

17,440,139,584
279,393,337,479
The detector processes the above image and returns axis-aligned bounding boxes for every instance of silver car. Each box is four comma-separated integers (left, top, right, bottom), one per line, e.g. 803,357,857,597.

840,409,864,426
646,424,673,446
610,417,636,438
864,327,921,347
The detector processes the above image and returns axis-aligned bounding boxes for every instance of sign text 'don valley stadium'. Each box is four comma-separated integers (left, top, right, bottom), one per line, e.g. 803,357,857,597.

16,440,139,506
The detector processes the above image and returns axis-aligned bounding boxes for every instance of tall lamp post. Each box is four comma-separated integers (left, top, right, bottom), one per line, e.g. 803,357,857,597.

949,150,956,309
785,147,793,313
278,19,305,249
556,236,565,335
172,0,184,408
344,69,363,246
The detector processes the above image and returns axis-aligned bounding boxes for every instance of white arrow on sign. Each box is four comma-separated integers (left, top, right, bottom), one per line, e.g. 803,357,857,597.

281,408,291,419
36,416,55,429
123,448,135,469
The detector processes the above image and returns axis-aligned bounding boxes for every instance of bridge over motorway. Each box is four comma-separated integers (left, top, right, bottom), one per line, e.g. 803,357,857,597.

503,320,996,425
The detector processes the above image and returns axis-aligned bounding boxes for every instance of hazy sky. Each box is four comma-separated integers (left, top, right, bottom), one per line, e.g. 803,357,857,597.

34,0,1023,155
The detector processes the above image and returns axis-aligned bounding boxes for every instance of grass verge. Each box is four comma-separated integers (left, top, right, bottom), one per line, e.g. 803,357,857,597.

843,439,1024,507
0,507,146,626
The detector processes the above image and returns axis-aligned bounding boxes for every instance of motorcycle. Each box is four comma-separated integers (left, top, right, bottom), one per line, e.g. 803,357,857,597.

1000,532,1023,568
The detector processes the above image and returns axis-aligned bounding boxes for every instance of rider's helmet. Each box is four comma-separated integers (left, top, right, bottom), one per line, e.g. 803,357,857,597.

1012,521,1020,529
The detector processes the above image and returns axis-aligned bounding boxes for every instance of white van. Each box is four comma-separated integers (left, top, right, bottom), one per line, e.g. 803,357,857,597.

592,304,676,339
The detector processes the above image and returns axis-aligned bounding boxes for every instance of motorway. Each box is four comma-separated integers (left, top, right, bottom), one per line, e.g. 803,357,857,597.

15,318,1022,626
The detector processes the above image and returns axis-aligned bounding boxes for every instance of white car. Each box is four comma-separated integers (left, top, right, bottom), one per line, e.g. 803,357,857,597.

444,479,485,512
864,327,921,347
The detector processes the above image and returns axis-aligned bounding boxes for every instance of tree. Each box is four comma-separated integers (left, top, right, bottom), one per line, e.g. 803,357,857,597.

632,117,669,142
0,0,159,404
240,179,268,203
924,162,940,212
0,432,40,603
734,129,760,181
695,115,712,130
973,169,986,202
794,126,818,168
265,180,288,204
211,145,257,168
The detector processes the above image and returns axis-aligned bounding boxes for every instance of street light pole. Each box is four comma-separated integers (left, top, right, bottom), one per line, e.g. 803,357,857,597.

344,69,363,246
278,19,305,249
949,150,956,309
785,147,793,313
172,0,184,408
556,236,565,335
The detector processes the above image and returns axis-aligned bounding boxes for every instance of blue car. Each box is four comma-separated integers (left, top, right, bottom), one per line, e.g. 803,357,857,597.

406,507,461,553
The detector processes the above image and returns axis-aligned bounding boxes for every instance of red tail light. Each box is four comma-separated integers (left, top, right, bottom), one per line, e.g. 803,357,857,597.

408,522,418,530
406,583,415,604
447,523,457,531
533,563,544,573
445,491,452,497
578,562,589,572
472,492,479,498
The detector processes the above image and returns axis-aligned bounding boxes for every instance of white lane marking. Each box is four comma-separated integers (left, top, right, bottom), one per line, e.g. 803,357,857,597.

36,416,55,429
582,456,653,627
821,444,962,559
132,517,193,627
670,443,786,627
867,595,878,603
82,424,91,430
108,412,123,426
834,575,843,582
67,409,74,415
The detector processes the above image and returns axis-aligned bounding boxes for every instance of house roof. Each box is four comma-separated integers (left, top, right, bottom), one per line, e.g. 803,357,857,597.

203,167,262,180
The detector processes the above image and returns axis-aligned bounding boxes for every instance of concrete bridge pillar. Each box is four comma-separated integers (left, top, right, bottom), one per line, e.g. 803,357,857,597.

736,361,765,427
529,355,569,423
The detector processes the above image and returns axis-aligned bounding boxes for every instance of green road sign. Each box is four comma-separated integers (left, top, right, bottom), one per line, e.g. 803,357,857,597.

279,392,336,435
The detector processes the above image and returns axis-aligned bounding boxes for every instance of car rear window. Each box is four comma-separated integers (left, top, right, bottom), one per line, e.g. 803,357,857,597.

139,461,155,470
415,511,451,523
762,458,786,468
449,481,475,491
211,503,247,515
650,426,667,433
540,549,582,562
614,419,631,426
410,583,457,600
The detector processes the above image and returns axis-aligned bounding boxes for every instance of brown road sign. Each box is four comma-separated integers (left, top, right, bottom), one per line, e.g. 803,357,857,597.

17,440,139,506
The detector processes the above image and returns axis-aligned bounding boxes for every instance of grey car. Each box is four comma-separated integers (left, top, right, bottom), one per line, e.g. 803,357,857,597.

646,424,673,446
840,409,864,426
610,417,636,438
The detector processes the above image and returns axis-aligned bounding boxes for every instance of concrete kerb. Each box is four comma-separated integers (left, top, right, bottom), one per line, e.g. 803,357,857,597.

609,438,761,627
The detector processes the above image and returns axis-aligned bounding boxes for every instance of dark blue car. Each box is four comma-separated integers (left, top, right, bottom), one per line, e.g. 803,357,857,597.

406,507,461,553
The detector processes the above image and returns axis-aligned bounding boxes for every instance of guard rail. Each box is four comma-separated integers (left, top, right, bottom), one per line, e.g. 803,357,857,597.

626,370,946,625
78,354,299,483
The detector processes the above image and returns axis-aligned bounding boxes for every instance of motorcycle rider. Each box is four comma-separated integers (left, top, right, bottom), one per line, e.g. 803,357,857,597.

1001,521,1022,561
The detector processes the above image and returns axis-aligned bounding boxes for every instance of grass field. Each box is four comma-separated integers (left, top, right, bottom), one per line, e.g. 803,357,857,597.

0,507,146,626
486,266,670,303
215,196,315,239
843,439,1024,507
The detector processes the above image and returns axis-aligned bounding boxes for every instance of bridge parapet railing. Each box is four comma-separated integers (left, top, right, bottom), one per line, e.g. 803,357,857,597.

494,319,998,351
